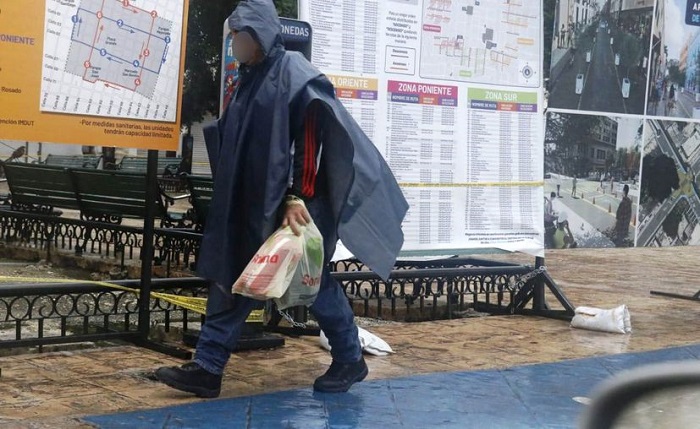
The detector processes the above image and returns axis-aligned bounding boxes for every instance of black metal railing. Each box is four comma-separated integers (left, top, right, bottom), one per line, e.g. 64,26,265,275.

0,264,573,352
0,278,208,350
0,207,575,351
331,259,535,321
0,209,199,276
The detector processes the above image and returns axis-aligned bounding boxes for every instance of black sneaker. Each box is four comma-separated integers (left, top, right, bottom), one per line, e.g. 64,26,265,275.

155,362,222,398
313,357,368,393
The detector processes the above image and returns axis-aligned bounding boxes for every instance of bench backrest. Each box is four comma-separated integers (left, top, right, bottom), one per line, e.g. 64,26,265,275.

45,155,101,169
3,163,81,211
70,169,163,219
186,176,213,225
119,156,182,175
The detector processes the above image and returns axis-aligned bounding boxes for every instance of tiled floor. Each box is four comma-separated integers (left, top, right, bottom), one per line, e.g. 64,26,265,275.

83,345,700,429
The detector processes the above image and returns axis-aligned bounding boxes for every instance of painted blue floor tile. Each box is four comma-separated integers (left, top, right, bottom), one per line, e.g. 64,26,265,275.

83,344,700,429
327,408,403,429
598,346,697,373
682,344,700,359
460,413,546,429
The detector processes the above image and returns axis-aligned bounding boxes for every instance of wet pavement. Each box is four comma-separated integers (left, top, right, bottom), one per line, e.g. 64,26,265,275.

1,247,700,428
83,345,700,429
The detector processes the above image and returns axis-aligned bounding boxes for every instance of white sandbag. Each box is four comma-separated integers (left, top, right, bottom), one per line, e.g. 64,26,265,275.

320,327,395,356
571,305,631,334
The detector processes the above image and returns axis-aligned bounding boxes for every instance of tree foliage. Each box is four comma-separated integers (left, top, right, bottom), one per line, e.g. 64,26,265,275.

181,0,298,131
668,63,686,87
641,153,680,203
662,203,684,238
545,113,599,176
613,147,641,180
619,32,642,77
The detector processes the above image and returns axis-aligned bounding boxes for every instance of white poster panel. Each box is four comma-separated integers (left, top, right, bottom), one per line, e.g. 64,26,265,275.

300,0,545,256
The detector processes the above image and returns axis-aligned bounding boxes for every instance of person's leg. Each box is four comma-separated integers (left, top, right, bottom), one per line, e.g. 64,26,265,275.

304,196,366,392
309,268,361,364
193,285,258,374
309,267,366,393
155,282,257,398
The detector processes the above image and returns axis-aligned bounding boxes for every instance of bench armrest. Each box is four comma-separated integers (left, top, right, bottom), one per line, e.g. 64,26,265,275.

170,193,191,201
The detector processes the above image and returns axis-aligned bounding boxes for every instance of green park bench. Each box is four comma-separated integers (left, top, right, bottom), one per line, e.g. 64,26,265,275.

70,169,189,228
118,156,187,194
118,156,183,177
2,163,189,227
44,154,102,169
185,175,213,231
3,163,80,215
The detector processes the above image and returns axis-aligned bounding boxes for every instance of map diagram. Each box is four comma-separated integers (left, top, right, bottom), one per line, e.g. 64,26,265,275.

419,0,541,88
41,0,185,122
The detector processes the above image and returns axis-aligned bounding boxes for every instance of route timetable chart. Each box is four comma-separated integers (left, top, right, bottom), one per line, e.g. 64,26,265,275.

297,0,545,254
41,0,185,122
303,0,379,75
386,80,459,246
419,0,540,88
327,75,379,140
465,88,540,239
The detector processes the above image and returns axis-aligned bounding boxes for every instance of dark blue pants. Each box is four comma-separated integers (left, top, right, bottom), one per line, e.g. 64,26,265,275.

193,198,361,375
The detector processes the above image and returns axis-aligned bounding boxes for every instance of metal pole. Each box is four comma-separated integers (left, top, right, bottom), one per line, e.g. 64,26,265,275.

533,256,546,311
138,149,159,339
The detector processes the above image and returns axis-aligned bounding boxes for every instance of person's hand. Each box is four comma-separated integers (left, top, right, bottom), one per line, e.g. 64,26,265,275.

282,202,311,236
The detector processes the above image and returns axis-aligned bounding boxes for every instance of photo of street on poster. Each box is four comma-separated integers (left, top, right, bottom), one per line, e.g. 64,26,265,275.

544,112,642,249
637,119,700,246
647,0,700,119
548,0,653,115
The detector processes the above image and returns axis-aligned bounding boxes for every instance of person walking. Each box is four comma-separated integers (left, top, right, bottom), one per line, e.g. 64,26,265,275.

666,84,675,116
614,185,633,246
556,175,561,198
154,0,408,398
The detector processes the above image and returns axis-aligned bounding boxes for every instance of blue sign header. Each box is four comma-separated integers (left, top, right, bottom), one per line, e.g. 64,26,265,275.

280,18,311,42
687,0,700,26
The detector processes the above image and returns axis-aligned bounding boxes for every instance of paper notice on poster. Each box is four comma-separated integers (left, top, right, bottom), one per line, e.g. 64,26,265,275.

300,0,545,256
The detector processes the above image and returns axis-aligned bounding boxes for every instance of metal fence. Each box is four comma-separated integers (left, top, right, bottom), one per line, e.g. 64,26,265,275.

0,209,574,352
0,278,208,350
0,209,200,276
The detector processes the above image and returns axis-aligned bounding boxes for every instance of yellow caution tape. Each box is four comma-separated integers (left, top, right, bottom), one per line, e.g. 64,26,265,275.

0,276,264,322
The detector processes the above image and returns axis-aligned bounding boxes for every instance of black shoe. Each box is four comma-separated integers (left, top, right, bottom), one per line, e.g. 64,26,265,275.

155,362,222,398
313,357,368,393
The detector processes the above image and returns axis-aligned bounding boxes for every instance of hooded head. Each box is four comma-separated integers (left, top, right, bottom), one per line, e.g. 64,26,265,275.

228,0,283,62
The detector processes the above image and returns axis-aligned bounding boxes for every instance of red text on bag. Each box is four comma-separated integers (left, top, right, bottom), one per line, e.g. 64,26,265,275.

252,254,280,264
302,274,321,287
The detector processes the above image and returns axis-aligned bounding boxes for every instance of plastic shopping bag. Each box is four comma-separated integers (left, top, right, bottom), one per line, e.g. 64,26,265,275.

275,221,324,310
232,227,304,300
320,327,395,356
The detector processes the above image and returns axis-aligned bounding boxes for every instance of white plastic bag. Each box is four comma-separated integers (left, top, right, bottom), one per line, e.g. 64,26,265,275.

320,327,395,356
571,305,632,334
232,227,303,300
274,221,324,310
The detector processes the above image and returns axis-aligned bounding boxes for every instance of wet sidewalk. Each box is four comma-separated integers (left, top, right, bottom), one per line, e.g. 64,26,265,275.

84,345,700,429
1,247,699,428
